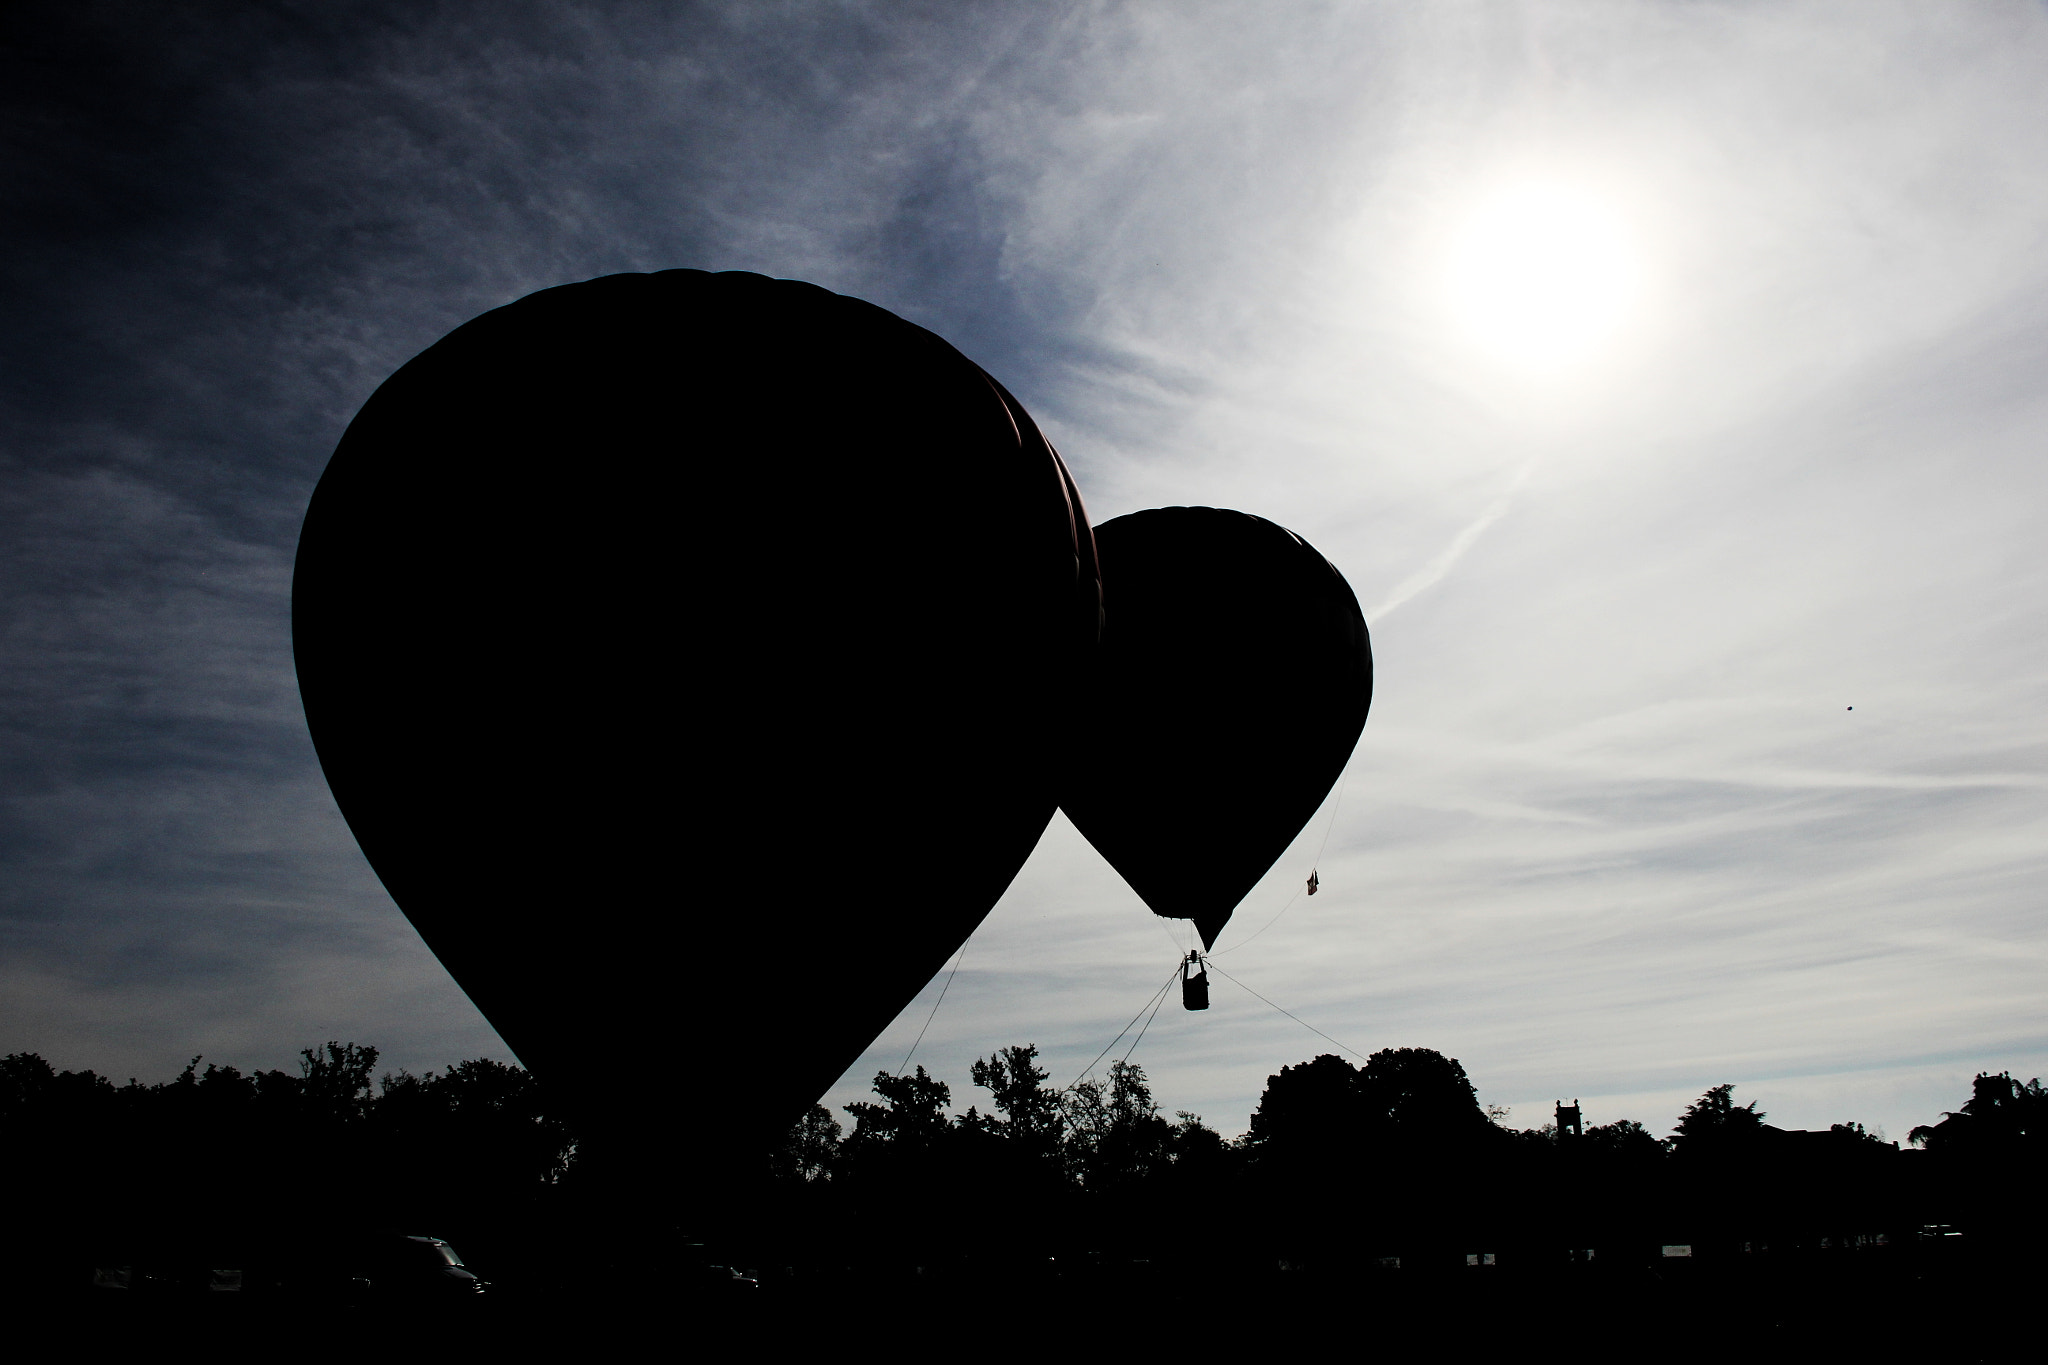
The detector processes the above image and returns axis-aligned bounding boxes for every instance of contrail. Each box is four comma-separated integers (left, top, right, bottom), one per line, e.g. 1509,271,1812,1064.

1368,460,1535,620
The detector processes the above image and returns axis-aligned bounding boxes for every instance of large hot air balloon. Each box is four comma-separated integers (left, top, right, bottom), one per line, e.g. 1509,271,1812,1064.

1059,507,1372,947
293,270,1100,1195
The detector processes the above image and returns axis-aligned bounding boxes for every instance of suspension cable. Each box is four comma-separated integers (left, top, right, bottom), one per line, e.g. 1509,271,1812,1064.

1203,958,1372,1062
1065,961,1183,1093
1119,965,1176,1067
1212,763,1353,956
895,937,971,1076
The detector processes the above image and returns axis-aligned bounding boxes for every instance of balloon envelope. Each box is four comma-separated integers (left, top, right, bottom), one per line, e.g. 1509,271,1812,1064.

1058,507,1371,947
293,270,1099,1188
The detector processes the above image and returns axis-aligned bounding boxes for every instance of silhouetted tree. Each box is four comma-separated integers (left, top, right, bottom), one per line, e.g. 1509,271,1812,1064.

297,1041,380,1123
1245,1047,1495,1163
1826,1121,1891,1150
843,1066,952,1155
829,1067,989,1269
1066,1060,1175,1188
1583,1117,1666,1163
769,1104,842,1183
1669,1083,1765,1156
1168,1109,1229,1167
373,1056,577,1210
970,1044,1064,1165
1243,1052,1365,1161
1241,1048,1500,1261
1906,1072,2046,1247
1358,1046,1494,1142
1908,1072,2045,1156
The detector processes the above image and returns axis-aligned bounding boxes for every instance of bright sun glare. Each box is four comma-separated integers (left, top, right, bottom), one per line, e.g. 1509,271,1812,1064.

1442,178,1643,374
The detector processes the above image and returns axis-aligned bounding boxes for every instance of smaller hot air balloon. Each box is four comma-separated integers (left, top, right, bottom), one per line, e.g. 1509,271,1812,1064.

1059,507,1371,947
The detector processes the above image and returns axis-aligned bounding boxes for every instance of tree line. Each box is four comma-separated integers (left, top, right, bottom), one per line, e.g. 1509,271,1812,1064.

4,1039,2040,1276
761,1045,2045,1275
0,1042,573,1265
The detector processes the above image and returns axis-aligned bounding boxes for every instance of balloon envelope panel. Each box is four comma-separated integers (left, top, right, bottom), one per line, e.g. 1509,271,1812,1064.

293,270,1099,1183
1058,507,1371,947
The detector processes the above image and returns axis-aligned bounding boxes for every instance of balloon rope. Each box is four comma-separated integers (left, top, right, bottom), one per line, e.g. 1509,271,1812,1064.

1064,962,1183,1094
1119,968,1176,1067
1212,761,1354,956
1144,901,1187,953
894,937,970,1076
1203,959,1371,1063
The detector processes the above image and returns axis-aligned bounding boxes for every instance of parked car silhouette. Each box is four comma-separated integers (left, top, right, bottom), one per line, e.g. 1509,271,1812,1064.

358,1235,487,1300
258,1232,487,1304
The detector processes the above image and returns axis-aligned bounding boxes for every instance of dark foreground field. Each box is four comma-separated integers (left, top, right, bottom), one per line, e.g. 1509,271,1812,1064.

16,1232,2029,1361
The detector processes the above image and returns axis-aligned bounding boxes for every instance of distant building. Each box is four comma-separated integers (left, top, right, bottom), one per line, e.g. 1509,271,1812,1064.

1556,1100,1583,1138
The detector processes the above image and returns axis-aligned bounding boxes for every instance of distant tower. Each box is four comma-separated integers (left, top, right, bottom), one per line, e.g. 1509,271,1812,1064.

1556,1099,1583,1138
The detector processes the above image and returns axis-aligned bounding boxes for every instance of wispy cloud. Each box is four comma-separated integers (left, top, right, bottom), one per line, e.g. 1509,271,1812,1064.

1368,461,1534,620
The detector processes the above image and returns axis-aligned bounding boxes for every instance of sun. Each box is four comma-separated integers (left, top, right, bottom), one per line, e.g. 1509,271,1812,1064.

1441,177,1644,374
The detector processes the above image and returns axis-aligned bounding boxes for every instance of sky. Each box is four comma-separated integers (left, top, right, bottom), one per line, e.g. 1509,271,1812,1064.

5,0,2047,1144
